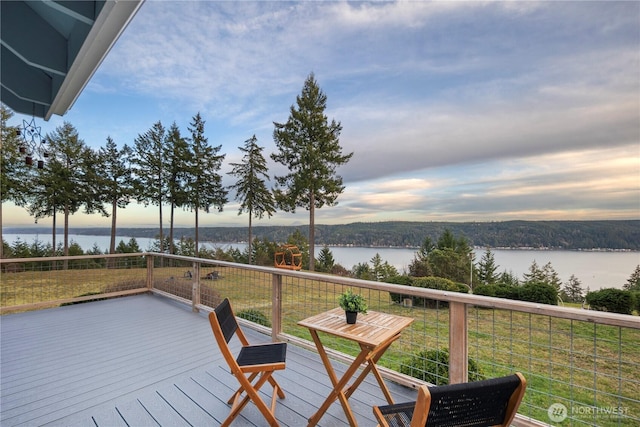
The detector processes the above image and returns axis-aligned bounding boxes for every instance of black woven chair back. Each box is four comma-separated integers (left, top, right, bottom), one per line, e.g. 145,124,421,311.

214,298,238,344
424,374,522,427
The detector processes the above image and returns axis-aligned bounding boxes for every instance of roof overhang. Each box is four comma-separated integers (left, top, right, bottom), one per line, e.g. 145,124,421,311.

1,0,143,120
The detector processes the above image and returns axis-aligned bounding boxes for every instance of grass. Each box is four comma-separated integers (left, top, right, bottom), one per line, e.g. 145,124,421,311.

1,263,638,426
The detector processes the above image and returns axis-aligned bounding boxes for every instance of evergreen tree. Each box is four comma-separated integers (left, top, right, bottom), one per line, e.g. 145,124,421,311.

437,229,458,250
34,122,95,262
427,229,473,284
477,248,499,285
184,113,228,256
250,237,278,267
562,274,584,303
116,237,140,253
96,137,134,255
623,265,640,291
132,121,167,254
27,159,65,255
228,135,276,264
175,237,196,257
352,262,373,280
409,236,435,277
164,122,190,255
370,253,399,282
523,260,562,290
523,260,545,283
0,107,31,257
542,262,562,290
497,270,520,287
316,245,335,273
272,73,353,271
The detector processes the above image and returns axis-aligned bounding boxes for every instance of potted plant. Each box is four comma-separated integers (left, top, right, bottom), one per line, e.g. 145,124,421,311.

338,288,368,324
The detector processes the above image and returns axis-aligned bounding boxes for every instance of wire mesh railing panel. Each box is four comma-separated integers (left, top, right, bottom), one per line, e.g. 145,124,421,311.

218,265,271,322
278,277,454,385
1,256,147,310
468,307,640,427
152,260,196,300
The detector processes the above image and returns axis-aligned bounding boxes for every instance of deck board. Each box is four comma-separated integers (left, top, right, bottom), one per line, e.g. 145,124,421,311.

1,293,416,426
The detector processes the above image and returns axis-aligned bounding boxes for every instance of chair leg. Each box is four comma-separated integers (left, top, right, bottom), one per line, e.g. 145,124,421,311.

223,371,283,427
268,375,286,399
227,372,285,403
228,372,260,404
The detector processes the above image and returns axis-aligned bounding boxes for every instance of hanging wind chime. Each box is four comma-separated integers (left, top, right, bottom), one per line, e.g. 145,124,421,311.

17,117,49,169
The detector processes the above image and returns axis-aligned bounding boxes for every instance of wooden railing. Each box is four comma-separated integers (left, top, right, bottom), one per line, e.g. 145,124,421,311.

1,252,638,427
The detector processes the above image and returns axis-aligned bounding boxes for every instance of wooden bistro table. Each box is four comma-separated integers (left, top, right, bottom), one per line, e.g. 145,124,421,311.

298,307,414,426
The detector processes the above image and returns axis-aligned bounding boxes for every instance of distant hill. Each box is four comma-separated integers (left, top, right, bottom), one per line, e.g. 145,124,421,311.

7,220,639,250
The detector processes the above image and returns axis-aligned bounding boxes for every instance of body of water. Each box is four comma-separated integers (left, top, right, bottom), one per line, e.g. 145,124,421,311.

3,233,638,291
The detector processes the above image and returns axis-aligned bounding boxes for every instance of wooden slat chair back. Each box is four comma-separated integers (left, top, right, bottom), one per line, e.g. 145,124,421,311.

209,298,287,427
373,372,526,427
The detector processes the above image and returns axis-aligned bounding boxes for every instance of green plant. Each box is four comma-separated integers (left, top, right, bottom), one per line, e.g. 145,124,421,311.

399,348,484,386
338,288,368,313
586,288,634,314
237,309,271,327
519,281,558,305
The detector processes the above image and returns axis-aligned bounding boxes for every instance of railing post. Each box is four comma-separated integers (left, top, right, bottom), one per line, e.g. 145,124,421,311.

449,301,468,384
146,254,154,290
192,261,201,312
272,273,283,341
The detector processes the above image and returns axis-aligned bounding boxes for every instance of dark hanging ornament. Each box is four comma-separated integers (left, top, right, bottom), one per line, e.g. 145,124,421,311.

19,116,47,168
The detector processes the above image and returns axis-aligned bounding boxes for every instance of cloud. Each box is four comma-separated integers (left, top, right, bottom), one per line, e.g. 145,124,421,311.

102,1,640,222
7,1,636,229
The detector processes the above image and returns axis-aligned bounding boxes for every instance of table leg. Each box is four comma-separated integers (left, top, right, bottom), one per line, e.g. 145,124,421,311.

307,330,369,427
345,333,400,404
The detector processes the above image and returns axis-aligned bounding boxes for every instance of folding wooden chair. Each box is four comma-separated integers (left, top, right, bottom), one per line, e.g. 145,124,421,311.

373,372,526,427
209,298,287,427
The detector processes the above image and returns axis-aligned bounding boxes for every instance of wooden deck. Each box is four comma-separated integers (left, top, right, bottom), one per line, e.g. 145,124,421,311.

1,293,417,426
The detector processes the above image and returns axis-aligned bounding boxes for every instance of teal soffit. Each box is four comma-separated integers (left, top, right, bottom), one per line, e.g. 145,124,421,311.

1,0,143,120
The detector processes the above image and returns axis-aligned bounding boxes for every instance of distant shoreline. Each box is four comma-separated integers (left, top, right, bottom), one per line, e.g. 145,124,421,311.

4,219,639,251
3,232,638,253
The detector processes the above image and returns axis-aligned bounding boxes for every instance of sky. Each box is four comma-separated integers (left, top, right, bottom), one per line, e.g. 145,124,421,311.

4,0,640,229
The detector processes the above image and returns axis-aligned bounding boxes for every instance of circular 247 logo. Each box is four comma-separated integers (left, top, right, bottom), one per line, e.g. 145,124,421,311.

548,403,568,423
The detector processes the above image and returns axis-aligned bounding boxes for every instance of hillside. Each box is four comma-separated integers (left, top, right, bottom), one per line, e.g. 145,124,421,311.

7,220,639,250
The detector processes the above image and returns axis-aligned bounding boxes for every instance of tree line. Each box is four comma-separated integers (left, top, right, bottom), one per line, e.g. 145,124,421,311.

1,73,352,269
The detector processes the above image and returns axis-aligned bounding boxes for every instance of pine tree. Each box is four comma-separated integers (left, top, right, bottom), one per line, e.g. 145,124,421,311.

164,122,190,255
184,113,228,256
562,274,584,303
427,229,473,284
132,121,167,254
370,253,398,282
0,107,30,257
523,260,545,284
409,236,435,277
477,248,499,285
35,122,95,263
272,73,353,271
498,270,520,287
316,245,335,273
623,265,640,291
542,262,563,290
96,137,134,255
228,135,276,264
